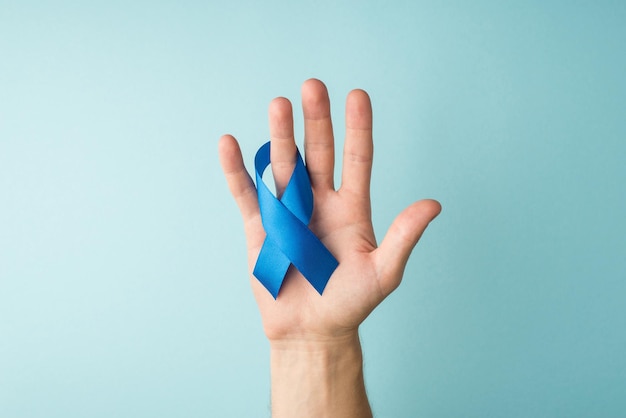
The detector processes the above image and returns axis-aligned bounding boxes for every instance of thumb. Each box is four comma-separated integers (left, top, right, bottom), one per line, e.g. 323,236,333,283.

374,199,442,296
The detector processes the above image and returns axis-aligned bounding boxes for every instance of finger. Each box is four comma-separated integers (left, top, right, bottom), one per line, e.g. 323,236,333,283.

269,97,297,198
218,134,260,224
302,78,335,191
374,199,442,295
340,89,373,198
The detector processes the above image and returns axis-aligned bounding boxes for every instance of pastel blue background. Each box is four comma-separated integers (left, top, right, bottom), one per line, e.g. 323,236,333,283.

1,1,624,417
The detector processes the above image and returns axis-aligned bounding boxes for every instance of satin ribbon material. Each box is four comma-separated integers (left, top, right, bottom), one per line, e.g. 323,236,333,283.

253,142,338,298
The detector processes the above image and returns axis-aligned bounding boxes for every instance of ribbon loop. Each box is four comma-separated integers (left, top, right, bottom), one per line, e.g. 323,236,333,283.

253,142,338,298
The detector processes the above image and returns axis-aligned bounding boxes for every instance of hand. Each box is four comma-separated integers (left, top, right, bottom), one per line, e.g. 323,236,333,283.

218,79,441,343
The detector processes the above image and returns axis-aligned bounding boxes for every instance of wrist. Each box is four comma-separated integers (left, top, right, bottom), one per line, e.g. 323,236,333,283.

270,331,372,418
269,329,360,350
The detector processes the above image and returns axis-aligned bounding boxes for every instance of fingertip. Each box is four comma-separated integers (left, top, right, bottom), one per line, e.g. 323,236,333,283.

345,89,372,129
302,79,331,119
218,134,236,152
347,88,370,103
218,134,234,157
269,97,292,116
269,97,295,146
218,134,243,173
418,199,443,220
398,200,442,235
302,78,327,95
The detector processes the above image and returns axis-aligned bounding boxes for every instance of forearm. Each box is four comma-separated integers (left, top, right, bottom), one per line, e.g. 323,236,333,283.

270,332,373,418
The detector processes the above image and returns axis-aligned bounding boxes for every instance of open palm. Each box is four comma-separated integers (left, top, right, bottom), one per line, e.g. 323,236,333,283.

219,79,441,342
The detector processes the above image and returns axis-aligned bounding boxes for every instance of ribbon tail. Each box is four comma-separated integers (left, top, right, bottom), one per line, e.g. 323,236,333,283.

253,237,291,299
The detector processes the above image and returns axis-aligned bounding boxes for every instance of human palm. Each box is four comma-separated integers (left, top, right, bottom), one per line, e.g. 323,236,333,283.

219,79,441,342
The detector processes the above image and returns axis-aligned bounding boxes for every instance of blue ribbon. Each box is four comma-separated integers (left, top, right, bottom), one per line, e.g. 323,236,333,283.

253,141,339,298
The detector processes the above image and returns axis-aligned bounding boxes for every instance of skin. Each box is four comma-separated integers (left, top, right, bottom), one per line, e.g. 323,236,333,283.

219,79,441,417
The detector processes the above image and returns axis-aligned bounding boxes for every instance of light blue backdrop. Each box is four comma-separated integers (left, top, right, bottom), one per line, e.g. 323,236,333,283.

1,1,624,417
